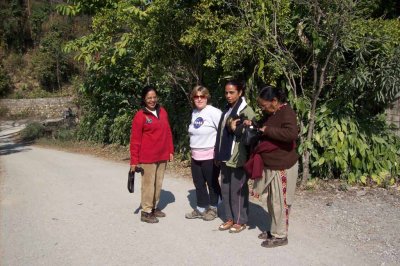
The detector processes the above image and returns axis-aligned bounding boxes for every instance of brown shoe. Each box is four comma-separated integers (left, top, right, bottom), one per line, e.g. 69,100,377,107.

261,237,288,248
141,211,159,223
203,207,217,221
229,223,246,233
152,208,166,218
218,219,233,231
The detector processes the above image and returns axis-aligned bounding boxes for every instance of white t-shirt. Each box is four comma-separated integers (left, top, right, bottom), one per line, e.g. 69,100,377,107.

188,105,222,149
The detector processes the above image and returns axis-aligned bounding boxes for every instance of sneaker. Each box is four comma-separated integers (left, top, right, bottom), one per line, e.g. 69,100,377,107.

141,211,159,223
261,237,288,248
203,207,217,221
152,208,166,218
185,209,205,219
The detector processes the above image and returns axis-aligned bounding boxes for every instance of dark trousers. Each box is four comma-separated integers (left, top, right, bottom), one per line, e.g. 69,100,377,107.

221,163,249,224
191,158,221,208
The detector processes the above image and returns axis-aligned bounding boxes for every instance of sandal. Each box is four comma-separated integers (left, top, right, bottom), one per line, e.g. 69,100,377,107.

218,219,233,231
229,223,246,233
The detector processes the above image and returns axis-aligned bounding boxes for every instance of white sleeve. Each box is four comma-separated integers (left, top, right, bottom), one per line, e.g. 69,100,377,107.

210,106,222,129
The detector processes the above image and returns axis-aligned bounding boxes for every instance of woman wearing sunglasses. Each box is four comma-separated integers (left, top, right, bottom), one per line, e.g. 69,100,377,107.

185,85,222,221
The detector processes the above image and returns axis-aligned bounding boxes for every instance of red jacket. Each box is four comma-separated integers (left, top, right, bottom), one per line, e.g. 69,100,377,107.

130,106,174,165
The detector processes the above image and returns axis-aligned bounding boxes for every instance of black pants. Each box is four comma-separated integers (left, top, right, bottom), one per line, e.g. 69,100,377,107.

191,158,221,208
220,163,249,224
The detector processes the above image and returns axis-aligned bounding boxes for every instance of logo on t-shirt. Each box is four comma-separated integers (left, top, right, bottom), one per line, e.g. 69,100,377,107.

193,117,204,129
145,116,152,124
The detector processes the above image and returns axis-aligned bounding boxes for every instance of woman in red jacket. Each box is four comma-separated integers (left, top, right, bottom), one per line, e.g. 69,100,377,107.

130,85,174,223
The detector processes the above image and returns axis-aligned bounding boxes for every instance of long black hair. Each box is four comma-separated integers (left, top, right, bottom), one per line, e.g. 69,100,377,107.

225,79,246,94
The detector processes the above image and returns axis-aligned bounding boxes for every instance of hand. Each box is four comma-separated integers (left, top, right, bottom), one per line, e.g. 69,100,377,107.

130,165,137,172
230,118,240,132
243,119,252,126
258,126,266,134
169,153,174,161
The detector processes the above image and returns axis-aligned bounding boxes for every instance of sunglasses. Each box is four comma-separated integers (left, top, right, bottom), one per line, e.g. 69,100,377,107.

193,95,206,100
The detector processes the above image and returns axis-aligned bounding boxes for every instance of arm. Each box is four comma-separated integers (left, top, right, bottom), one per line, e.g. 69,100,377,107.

163,108,174,160
262,108,298,142
130,112,143,167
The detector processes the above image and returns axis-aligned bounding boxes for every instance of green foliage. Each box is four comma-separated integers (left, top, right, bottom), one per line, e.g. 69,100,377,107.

20,122,45,141
2,53,25,72
0,66,12,97
60,0,400,186
53,128,77,141
30,1,52,45
109,112,133,146
0,0,30,52
31,18,76,91
298,102,400,185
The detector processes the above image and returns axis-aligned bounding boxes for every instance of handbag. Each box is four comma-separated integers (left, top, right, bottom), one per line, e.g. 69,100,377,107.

127,170,135,193
242,126,261,146
127,166,144,193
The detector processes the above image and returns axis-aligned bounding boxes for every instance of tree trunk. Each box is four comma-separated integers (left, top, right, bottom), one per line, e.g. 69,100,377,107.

56,57,61,91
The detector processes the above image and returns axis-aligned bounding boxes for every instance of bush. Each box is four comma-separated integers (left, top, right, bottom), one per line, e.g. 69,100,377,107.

109,112,133,146
20,122,45,141
0,66,11,97
300,102,400,186
2,53,25,73
53,128,76,141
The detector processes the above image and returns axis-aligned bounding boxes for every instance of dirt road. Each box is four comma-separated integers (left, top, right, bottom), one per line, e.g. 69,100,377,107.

0,123,399,265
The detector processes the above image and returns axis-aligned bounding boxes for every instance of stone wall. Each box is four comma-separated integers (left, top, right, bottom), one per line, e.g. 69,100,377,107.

0,97,76,119
387,98,400,136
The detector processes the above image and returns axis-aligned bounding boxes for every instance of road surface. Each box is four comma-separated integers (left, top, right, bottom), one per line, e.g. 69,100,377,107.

0,121,396,265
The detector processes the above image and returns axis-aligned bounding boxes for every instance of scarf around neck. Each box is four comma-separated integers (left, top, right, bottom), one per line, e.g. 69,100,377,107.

215,97,246,161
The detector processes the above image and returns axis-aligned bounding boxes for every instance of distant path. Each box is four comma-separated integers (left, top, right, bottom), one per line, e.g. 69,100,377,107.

0,121,398,265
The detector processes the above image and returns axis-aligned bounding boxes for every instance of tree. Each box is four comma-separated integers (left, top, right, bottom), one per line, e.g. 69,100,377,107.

182,0,400,184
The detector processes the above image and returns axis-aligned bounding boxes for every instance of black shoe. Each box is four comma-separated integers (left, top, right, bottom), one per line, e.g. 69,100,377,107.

141,211,159,223
152,208,166,218
258,231,273,240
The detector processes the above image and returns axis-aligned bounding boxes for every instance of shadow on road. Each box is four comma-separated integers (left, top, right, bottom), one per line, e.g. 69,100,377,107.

248,202,271,232
0,142,31,156
186,189,197,209
158,189,176,210
133,189,176,214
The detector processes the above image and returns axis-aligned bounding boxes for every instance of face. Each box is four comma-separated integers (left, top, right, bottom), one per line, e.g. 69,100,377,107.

257,97,278,114
144,90,158,110
225,84,242,106
193,92,208,110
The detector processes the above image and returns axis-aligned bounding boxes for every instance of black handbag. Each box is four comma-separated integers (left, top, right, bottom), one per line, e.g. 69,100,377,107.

127,170,135,193
127,166,144,193
242,126,261,146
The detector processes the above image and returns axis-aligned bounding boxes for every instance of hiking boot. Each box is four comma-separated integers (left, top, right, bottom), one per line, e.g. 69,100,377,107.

152,208,166,218
185,209,205,219
261,237,288,248
203,207,217,221
141,211,159,223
